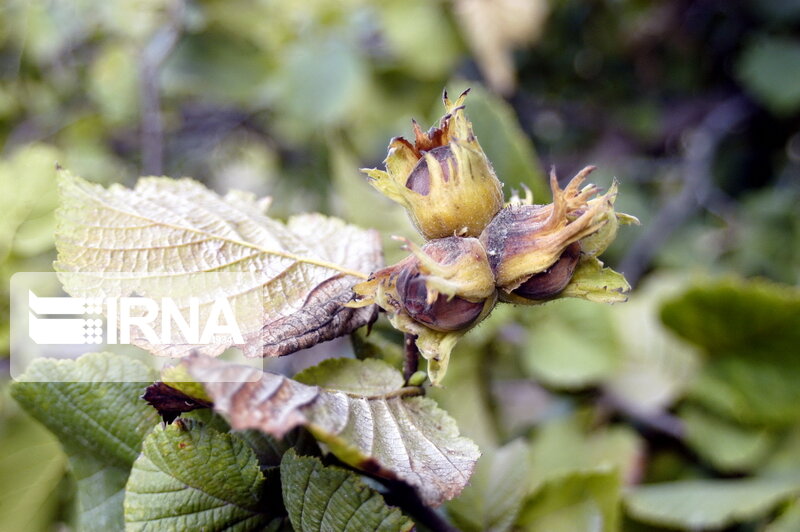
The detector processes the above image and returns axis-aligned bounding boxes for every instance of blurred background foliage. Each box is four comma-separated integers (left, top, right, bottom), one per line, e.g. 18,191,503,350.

0,0,799,530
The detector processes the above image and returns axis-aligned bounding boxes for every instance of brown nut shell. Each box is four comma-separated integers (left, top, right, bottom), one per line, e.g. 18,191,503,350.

396,267,484,331
511,241,581,300
405,146,453,195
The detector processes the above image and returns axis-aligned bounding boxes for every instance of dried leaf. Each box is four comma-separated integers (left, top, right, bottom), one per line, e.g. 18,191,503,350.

183,356,480,507
55,171,382,358
142,382,212,424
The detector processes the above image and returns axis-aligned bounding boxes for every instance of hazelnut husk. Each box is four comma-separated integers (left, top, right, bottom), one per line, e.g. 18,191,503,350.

362,89,504,240
480,166,614,293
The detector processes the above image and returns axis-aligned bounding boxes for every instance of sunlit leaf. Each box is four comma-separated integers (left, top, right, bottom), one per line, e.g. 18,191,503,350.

280,449,413,532
183,356,480,507
55,170,381,358
0,144,61,260
453,0,549,94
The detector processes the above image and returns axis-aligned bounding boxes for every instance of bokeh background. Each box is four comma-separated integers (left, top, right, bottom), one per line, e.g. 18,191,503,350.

1,0,799,530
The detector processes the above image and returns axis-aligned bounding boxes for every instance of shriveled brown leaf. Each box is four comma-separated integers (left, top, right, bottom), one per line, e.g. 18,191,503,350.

259,214,381,356
183,355,479,507
141,382,212,424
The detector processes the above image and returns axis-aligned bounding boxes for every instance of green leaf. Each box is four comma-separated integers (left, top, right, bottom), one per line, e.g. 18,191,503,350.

765,498,800,532
88,43,139,125
625,476,800,530
0,143,61,260
280,449,413,532
681,405,773,473
10,352,160,532
185,356,480,507
661,278,800,425
0,404,67,532
603,275,700,414
379,0,460,79
124,419,279,531
55,170,381,358
660,278,800,359
522,299,620,389
447,439,531,532
737,36,800,115
528,416,642,493
517,468,621,532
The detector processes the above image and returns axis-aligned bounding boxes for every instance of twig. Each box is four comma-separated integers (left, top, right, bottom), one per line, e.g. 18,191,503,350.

602,393,685,440
380,478,461,532
139,1,184,175
619,96,751,286
403,333,419,382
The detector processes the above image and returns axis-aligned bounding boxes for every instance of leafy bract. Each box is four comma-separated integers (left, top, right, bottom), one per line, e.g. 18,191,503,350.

55,170,381,358
661,278,800,425
184,356,480,506
280,449,413,532
447,439,531,532
10,352,160,532
625,476,800,530
124,419,279,531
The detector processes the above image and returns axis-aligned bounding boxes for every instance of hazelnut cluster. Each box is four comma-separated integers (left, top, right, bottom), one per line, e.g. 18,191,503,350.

350,89,638,384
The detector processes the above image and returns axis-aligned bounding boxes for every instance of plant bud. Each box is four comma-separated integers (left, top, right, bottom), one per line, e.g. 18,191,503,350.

362,89,504,240
480,166,629,296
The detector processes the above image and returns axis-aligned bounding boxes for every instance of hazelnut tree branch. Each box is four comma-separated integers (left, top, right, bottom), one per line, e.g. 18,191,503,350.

619,96,751,286
403,333,420,382
139,0,184,176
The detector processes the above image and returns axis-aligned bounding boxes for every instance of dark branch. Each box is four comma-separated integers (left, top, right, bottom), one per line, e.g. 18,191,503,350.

139,1,184,176
403,333,419,382
619,96,752,286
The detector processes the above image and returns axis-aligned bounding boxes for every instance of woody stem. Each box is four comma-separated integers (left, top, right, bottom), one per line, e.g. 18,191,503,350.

403,333,420,382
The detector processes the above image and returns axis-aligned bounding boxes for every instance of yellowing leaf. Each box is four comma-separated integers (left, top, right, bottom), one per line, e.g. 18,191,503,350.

55,170,382,358
183,356,480,507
